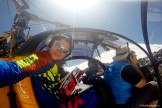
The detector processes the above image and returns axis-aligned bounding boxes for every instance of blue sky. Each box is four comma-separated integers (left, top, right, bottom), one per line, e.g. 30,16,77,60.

0,0,162,44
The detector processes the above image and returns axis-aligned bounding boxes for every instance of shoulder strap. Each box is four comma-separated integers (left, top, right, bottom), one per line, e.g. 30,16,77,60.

7,85,17,108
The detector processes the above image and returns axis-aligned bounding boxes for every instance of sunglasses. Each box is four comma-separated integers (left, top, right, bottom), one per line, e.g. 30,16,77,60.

53,40,70,55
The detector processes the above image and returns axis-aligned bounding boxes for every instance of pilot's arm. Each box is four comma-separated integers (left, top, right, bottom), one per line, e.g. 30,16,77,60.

121,65,146,88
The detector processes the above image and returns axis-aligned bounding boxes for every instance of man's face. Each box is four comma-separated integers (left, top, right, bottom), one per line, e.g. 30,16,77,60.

49,39,70,60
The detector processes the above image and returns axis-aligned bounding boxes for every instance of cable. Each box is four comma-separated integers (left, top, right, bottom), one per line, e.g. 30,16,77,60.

27,1,71,28
28,1,58,24
28,22,51,26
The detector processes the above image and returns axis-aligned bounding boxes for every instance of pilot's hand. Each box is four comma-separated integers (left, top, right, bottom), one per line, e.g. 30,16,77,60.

129,54,138,67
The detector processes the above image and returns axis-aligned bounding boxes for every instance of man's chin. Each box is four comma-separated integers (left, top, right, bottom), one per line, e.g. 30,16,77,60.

52,56,61,61
51,56,57,60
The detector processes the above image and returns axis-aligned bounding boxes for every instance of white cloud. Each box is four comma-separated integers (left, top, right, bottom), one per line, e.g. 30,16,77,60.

148,13,162,22
148,7,162,22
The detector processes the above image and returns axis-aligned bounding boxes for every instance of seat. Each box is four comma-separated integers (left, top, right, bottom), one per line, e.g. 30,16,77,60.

13,56,39,108
82,76,115,108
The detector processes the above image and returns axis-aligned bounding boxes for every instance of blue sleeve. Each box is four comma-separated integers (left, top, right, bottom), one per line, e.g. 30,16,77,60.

0,60,30,88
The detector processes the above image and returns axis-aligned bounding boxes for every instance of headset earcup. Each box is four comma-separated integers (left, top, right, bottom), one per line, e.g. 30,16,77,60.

45,35,53,46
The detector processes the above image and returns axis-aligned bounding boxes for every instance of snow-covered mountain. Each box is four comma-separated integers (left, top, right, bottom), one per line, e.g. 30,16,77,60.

129,43,162,59
99,43,162,63
65,43,162,72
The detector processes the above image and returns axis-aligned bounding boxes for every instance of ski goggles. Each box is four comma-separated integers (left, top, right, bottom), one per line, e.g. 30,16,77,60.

53,40,70,55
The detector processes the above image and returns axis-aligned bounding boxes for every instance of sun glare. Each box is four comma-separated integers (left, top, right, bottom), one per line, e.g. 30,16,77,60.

55,0,98,12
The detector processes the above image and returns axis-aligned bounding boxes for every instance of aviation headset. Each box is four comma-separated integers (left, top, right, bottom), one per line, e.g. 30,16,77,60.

127,50,137,64
45,33,73,58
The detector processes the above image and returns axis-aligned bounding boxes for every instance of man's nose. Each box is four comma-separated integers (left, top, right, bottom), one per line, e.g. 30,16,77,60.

57,48,62,53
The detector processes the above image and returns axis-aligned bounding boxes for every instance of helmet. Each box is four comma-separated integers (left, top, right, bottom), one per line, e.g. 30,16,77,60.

45,33,73,58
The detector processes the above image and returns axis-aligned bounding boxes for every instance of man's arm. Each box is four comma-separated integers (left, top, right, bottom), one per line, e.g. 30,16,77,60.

0,60,29,88
121,65,146,88
133,65,146,88
127,54,146,88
